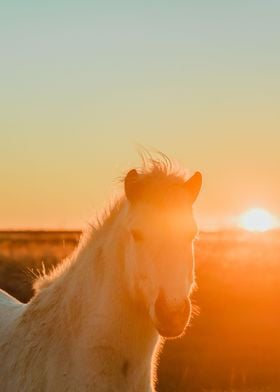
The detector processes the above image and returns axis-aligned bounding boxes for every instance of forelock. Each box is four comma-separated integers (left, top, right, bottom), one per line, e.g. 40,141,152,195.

126,155,189,207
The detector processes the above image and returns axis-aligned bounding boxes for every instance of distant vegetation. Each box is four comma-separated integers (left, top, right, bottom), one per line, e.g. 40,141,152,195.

0,231,80,302
1,230,280,391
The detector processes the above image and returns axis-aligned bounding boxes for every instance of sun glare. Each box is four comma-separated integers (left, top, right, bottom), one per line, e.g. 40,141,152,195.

239,208,279,232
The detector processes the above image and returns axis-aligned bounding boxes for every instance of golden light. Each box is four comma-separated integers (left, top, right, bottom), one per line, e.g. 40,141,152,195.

239,208,279,232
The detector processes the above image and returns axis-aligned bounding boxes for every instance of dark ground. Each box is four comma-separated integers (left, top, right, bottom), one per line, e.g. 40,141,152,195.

1,230,280,391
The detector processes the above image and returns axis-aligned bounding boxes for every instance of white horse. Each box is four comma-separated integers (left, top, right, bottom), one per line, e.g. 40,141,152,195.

0,158,202,392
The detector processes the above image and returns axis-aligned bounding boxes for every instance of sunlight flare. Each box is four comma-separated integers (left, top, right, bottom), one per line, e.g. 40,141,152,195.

239,208,279,232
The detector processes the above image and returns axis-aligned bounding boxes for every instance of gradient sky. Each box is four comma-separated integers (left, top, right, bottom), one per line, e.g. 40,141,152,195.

1,1,280,229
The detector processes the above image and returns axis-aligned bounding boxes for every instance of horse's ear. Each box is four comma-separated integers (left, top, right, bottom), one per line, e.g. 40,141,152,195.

183,171,202,204
125,169,140,202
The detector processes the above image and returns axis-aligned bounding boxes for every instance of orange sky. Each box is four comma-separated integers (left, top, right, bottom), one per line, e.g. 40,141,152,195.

1,1,280,229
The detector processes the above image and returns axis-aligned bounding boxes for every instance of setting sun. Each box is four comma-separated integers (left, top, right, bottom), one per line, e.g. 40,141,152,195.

239,208,279,232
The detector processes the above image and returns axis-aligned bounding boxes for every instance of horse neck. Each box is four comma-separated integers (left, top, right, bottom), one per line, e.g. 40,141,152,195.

23,240,99,339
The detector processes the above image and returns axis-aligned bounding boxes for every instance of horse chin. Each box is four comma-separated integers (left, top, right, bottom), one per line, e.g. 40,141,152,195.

149,306,189,339
154,322,187,339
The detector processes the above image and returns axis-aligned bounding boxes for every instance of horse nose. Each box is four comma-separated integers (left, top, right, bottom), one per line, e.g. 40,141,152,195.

154,289,190,327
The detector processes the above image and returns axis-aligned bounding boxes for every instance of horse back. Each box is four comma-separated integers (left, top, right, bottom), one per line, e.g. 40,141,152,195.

0,289,24,333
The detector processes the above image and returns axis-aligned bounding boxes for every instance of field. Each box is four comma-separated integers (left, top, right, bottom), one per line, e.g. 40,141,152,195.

1,230,280,391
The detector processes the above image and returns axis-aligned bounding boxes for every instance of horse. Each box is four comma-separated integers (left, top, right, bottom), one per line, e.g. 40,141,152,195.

0,158,202,392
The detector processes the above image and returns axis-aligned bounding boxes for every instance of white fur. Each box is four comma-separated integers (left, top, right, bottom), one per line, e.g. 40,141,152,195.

0,160,199,392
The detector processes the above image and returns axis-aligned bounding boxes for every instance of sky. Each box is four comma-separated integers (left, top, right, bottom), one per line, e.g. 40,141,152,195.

0,1,280,229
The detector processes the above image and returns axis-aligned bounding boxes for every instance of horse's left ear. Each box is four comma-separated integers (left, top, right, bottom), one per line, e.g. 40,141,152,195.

183,171,202,204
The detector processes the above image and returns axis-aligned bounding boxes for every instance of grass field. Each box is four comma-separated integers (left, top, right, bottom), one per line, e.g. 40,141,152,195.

1,230,280,391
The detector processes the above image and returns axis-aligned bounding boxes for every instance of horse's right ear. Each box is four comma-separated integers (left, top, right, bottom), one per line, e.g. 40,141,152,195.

125,169,139,202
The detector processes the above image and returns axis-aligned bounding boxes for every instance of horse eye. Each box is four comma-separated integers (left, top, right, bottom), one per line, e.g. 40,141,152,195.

131,229,144,242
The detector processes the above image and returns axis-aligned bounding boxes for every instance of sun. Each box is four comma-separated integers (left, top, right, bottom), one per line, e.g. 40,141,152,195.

239,208,279,232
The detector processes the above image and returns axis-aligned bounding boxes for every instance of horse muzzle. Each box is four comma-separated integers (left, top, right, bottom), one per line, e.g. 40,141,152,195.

153,290,190,339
